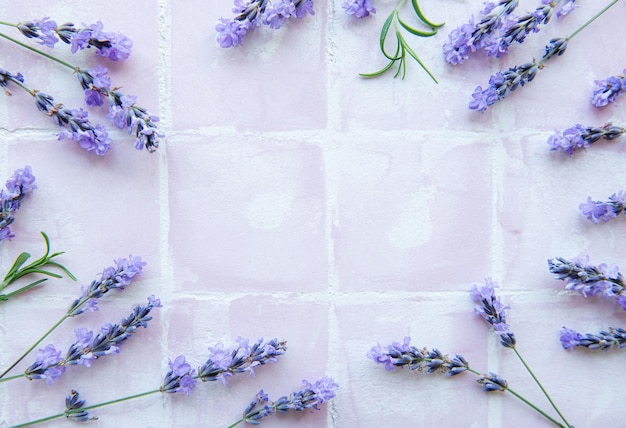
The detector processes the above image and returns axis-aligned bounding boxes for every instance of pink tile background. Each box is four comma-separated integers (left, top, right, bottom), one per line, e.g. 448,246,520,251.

1,0,626,427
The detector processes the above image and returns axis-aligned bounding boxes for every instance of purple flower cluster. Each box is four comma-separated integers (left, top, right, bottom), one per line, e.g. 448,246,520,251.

67,255,146,316
0,165,36,242
216,0,315,48
25,296,161,384
240,377,338,424
477,372,508,392
470,278,516,348
547,123,625,156
444,0,576,65
560,326,626,351
591,70,626,107
64,390,96,422
76,67,163,152
343,0,376,18
580,191,625,223
469,37,567,111
548,255,626,310
162,355,197,396
367,336,469,376
16,18,132,60
198,337,287,385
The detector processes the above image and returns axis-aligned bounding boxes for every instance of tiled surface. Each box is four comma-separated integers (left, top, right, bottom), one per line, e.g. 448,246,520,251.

1,1,626,427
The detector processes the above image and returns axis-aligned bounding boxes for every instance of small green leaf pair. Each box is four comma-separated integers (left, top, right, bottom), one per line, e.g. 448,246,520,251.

0,232,76,302
360,0,444,81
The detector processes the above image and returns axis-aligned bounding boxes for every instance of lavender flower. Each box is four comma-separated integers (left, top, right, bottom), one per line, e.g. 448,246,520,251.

560,326,626,351
75,67,163,152
547,123,625,156
198,337,287,385
477,372,508,392
216,0,315,48
591,70,626,107
0,165,36,242
25,296,161,383
67,255,146,316
580,191,625,223
469,37,567,111
470,278,516,348
343,0,376,18
237,377,338,425
161,355,197,396
65,390,96,422
367,336,469,376
548,255,626,309
15,19,133,60
442,0,519,65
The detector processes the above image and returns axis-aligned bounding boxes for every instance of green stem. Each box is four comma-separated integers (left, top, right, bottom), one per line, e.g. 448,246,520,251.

465,368,565,428
9,412,66,428
513,347,571,427
0,21,17,27
0,30,76,70
227,419,244,428
567,0,620,41
0,373,25,383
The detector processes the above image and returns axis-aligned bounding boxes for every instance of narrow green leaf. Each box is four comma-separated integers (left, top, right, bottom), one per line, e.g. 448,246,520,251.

359,59,398,77
401,38,438,83
0,278,48,301
46,261,77,281
397,16,437,37
22,269,64,279
2,252,31,283
411,0,445,28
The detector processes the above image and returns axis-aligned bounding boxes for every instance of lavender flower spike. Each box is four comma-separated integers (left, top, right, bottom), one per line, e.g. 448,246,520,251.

343,0,376,18
0,165,36,242
477,372,508,392
560,326,626,351
547,123,625,156
67,255,146,316
237,377,338,425
580,191,626,223
591,69,626,107
367,336,469,376
198,337,287,385
25,296,161,383
470,278,516,348
65,390,96,422
548,255,626,309
162,355,197,396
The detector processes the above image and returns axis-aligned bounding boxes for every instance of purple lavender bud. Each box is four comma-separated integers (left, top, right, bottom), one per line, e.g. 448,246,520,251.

548,255,626,306
54,20,133,61
556,0,578,18
470,278,516,348
0,165,36,242
162,355,197,396
67,255,146,316
368,336,469,375
580,191,625,223
16,18,59,48
198,337,287,385
23,344,66,385
342,0,376,18
477,372,508,392
560,326,626,351
591,71,626,107
65,390,96,422
263,0,296,29
294,0,315,18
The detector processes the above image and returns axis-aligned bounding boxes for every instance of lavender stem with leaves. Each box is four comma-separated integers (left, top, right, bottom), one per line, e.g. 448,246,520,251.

547,123,625,156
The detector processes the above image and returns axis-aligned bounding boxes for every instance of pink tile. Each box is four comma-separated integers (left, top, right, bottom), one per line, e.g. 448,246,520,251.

168,135,326,292
332,136,492,291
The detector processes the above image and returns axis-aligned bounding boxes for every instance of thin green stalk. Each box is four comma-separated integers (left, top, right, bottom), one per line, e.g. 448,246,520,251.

227,419,244,428
0,31,76,70
10,412,66,428
0,373,25,383
567,0,620,40
465,367,565,428
513,347,571,427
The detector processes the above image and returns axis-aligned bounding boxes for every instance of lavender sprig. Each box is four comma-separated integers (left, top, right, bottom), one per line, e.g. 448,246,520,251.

547,123,625,156
216,0,315,48
580,191,625,223
230,376,338,427
469,0,620,112
591,69,626,107
0,255,145,380
24,295,161,384
560,326,626,351
0,68,111,155
548,255,626,309
0,165,36,242
343,0,376,18
5,18,133,60
0,232,76,302
367,336,566,427
198,337,287,384
161,355,197,396
443,0,519,65
470,278,516,348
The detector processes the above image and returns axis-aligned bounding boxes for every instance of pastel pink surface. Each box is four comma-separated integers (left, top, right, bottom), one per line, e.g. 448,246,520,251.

1,1,626,427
